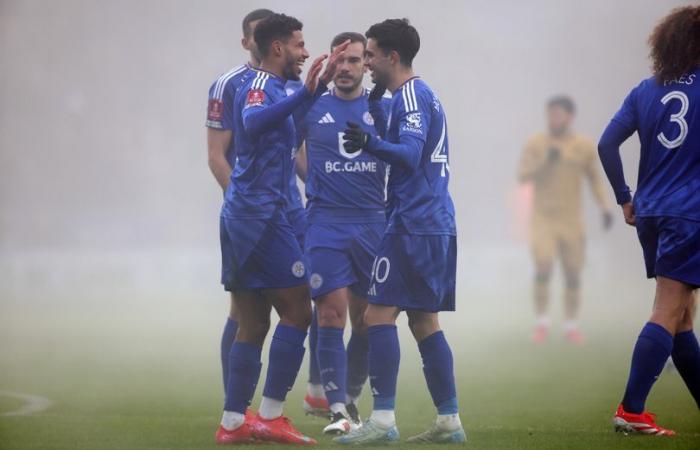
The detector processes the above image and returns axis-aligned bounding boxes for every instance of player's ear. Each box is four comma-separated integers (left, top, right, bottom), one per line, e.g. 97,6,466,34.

389,50,401,66
241,37,250,51
271,40,283,57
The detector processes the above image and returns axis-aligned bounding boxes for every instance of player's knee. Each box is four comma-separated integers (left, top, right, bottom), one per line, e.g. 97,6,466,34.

565,274,580,290
317,305,345,328
535,270,551,283
238,317,270,345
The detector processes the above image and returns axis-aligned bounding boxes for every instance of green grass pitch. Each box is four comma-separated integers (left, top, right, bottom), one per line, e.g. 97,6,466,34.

1,293,699,449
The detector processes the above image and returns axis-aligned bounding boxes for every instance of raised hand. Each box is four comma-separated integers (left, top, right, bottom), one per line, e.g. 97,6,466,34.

342,121,370,154
304,54,328,93
319,39,351,85
369,82,387,101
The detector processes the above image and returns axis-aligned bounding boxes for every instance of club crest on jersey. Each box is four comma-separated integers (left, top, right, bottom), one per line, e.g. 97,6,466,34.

363,111,375,126
292,261,306,278
310,273,323,290
246,89,265,107
403,112,423,134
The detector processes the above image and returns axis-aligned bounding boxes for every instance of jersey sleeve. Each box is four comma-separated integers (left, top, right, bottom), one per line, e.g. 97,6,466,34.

206,81,225,129
397,85,431,144
610,84,639,134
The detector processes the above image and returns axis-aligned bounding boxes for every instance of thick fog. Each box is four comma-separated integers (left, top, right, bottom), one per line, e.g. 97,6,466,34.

0,0,688,319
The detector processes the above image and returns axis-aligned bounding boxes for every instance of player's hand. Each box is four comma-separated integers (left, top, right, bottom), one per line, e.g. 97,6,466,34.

343,121,370,153
319,39,351,85
547,147,561,164
369,82,387,101
602,210,613,230
621,202,636,226
305,54,328,93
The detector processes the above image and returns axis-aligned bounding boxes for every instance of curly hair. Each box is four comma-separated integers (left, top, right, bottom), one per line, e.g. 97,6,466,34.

254,13,303,58
649,5,700,82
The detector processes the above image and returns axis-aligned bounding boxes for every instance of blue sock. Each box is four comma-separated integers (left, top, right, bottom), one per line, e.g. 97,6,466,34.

308,308,322,386
263,324,307,401
622,322,674,413
671,330,700,409
368,324,400,411
317,327,346,406
224,342,262,413
221,318,239,393
346,332,369,400
418,331,458,414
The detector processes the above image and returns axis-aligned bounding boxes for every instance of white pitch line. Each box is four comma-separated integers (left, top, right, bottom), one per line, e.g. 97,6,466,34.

0,390,52,416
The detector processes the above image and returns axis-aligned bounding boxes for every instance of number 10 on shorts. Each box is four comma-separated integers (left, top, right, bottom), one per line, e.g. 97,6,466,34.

371,256,391,284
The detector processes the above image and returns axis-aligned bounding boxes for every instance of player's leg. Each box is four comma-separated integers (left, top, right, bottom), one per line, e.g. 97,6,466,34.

315,287,352,434
217,289,270,444
405,311,466,444
345,289,369,422
671,291,700,409
220,299,239,392
305,307,326,410
560,228,585,344
531,218,555,342
615,276,694,435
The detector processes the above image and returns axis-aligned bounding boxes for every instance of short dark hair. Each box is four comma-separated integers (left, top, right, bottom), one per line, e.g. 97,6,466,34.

547,95,576,114
242,9,274,38
330,32,366,51
365,18,420,66
649,6,700,82
254,13,303,58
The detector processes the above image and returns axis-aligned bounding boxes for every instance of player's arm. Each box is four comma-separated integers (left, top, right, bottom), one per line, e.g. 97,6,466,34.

584,142,613,229
296,142,308,182
368,83,388,138
205,83,235,190
517,139,552,183
597,88,639,225
344,89,432,170
207,128,233,190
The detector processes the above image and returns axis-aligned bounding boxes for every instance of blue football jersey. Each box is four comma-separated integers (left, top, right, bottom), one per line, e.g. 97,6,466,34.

610,69,700,220
298,88,389,223
206,64,252,167
223,69,301,219
383,78,456,235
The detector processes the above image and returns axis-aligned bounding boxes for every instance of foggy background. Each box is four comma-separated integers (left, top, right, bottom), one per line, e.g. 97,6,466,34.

0,0,692,424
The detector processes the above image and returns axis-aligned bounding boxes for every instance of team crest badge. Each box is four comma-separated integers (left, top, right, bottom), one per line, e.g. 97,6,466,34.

310,273,323,290
363,111,374,126
292,261,306,278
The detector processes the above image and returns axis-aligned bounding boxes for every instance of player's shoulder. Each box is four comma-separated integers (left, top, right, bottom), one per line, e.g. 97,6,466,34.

209,64,251,99
525,133,548,148
571,133,596,151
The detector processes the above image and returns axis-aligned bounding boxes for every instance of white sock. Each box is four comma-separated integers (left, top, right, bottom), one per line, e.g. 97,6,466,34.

307,383,325,399
259,396,284,420
537,315,550,328
435,413,462,431
221,411,245,431
330,402,347,416
563,320,578,332
370,410,395,428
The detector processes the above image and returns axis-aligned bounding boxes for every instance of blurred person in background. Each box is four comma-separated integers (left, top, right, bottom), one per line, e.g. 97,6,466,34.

517,96,613,345
598,5,700,436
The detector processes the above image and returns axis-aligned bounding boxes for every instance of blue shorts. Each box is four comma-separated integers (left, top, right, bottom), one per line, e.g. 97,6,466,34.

368,233,457,312
636,216,700,288
288,207,307,248
220,211,308,291
305,222,384,299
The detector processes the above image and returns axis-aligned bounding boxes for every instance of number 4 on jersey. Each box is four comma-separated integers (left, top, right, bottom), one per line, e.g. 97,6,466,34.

431,121,449,177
